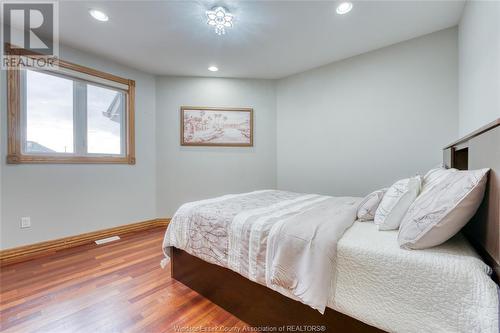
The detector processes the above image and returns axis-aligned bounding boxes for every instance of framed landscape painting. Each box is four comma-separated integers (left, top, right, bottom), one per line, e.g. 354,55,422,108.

181,107,253,147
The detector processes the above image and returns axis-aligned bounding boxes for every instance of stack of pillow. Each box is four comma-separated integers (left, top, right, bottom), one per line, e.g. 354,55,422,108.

356,167,490,249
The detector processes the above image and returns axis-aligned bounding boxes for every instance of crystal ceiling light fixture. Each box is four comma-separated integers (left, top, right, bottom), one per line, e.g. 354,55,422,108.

206,6,233,35
336,2,353,15
89,9,109,22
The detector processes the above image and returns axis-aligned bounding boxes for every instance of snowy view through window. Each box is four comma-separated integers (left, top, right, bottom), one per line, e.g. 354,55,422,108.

87,84,122,154
25,70,123,155
26,70,74,153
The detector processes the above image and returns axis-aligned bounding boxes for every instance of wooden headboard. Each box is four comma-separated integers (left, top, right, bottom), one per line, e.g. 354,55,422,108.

443,118,500,284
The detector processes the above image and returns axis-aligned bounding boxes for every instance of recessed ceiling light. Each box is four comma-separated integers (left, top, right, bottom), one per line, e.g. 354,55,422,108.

89,9,109,22
336,2,353,15
208,66,219,72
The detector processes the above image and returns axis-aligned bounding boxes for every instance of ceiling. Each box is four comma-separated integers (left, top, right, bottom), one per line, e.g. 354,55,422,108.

56,0,465,79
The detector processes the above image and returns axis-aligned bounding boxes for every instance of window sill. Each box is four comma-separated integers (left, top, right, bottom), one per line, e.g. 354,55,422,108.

7,154,135,165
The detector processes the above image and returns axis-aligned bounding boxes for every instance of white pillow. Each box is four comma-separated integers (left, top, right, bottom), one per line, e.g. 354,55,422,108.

357,188,387,221
398,168,489,249
374,176,422,231
422,167,457,189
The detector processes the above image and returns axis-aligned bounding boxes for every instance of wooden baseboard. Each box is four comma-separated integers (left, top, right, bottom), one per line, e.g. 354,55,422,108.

0,218,170,267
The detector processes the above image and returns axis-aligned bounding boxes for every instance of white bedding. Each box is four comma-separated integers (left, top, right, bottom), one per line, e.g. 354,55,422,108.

162,191,499,333
162,190,360,313
330,221,499,333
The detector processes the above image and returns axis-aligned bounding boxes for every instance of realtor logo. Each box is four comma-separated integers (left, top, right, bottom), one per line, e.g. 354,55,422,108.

1,1,59,69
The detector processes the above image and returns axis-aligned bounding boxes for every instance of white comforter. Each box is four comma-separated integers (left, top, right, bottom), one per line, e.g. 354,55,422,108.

162,190,361,313
331,222,499,333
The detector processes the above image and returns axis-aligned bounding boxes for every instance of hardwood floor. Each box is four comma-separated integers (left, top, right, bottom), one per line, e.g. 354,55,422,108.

0,228,251,333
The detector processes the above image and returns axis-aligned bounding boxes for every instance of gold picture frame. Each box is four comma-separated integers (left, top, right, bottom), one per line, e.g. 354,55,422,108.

180,106,253,147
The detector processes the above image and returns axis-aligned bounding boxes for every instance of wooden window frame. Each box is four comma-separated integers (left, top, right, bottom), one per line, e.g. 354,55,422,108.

6,52,136,165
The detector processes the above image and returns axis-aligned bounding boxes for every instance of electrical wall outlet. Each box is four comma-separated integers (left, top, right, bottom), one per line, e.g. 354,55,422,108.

20,217,31,229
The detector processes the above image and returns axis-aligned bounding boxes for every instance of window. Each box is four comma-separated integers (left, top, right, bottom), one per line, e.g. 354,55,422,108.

26,70,74,154
7,57,135,164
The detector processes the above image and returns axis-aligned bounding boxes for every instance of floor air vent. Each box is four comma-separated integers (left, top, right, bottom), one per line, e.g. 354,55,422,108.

95,236,121,245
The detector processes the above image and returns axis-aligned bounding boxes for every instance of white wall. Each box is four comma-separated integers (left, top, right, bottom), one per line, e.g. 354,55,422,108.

155,77,277,217
1,28,461,249
0,46,157,249
276,28,458,196
458,0,500,136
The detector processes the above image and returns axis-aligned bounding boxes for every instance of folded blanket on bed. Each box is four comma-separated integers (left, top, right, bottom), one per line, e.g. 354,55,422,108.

162,190,361,313
267,197,359,312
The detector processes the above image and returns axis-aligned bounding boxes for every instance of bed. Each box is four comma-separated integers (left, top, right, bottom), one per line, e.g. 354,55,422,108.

162,119,500,333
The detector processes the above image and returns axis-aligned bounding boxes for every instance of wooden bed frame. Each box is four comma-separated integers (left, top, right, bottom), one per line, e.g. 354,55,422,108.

171,247,382,332
171,119,500,332
443,118,500,283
